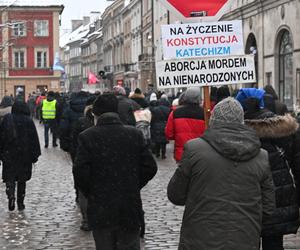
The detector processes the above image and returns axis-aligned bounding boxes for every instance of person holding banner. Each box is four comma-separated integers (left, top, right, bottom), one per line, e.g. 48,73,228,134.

165,87,205,162
167,97,275,250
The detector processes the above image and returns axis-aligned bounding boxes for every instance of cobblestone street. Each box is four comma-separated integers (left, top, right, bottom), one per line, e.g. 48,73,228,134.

0,123,298,249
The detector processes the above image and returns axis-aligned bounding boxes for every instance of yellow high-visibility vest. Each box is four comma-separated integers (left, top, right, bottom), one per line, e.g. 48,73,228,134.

42,99,57,120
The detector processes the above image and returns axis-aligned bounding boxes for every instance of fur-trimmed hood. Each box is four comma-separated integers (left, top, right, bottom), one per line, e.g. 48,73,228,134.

130,93,145,99
245,114,299,139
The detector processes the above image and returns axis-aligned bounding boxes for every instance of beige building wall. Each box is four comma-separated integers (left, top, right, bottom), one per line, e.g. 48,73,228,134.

223,0,300,110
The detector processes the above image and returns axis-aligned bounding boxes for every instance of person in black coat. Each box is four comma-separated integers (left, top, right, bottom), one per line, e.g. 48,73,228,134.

0,101,41,211
74,94,157,250
236,93,300,250
130,88,148,108
71,99,95,231
264,85,288,115
291,114,300,207
59,91,89,159
113,85,138,126
150,97,170,159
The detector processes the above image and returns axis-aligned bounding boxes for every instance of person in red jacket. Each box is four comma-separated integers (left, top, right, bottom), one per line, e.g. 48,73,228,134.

165,87,206,162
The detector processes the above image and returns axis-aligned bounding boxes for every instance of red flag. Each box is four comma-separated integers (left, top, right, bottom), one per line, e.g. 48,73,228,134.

88,72,100,84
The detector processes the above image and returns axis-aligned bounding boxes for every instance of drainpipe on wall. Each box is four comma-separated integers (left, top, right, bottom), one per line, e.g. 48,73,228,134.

151,0,156,88
259,0,265,86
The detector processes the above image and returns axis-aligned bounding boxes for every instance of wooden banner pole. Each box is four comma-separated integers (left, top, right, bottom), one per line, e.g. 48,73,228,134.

203,86,211,129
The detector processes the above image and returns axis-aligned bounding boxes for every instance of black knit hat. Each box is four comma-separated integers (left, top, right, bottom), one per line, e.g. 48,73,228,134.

134,88,142,94
47,91,55,97
92,93,118,116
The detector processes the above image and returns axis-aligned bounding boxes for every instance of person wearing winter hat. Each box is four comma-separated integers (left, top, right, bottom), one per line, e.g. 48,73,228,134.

168,97,275,250
165,87,205,162
149,92,157,102
130,88,148,108
74,93,157,250
113,86,137,125
0,96,14,122
41,91,59,148
0,101,41,211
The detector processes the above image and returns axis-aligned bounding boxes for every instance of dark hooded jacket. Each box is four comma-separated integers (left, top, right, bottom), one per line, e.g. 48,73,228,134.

292,115,300,205
150,99,170,144
0,96,13,122
0,102,41,182
245,111,300,236
71,105,94,164
59,91,89,154
130,93,148,108
116,95,137,126
263,85,288,115
167,123,275,250
73,112,157,230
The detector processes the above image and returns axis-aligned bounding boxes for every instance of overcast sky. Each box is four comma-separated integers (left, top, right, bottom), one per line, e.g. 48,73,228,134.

60,0,112,33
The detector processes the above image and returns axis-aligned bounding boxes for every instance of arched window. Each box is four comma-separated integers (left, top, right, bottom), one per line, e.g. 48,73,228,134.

245,33,258,87
279,30,293,108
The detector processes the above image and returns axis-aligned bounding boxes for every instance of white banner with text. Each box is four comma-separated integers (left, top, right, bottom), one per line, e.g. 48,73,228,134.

156,55,256,89
161,20,244,60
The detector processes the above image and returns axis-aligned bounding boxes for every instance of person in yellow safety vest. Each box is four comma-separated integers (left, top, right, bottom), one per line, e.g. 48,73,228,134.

41,91,58,148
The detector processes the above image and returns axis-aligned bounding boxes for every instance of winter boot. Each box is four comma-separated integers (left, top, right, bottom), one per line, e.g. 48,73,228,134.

8,198,15,211
80,220,91,231
17,198,25,211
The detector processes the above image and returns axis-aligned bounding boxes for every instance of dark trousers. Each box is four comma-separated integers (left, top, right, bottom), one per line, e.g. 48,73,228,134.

262,235,284,250
78,191,88,224
92,227,140,250
155,143,166,157
44,120,57,146
6,181,26,201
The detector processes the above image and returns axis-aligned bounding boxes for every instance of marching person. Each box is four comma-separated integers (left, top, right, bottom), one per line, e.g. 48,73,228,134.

40,91,58,148
168,97,275,250
0,101,41,211
74,93,157,250
236,88,300,250
165,87,205,162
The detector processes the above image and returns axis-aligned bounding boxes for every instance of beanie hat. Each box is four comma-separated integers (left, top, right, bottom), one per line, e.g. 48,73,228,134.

150,93,157,102
92,93,118,116
47,91,55,97
210,97,244,128
235,88,265,111
216,86,230,103
183,87,201,105
160,94,168,100
113,86,126,96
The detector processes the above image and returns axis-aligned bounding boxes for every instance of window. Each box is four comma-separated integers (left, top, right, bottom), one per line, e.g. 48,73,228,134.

13,21,26,37
34,20,49,37
279,30,293,109
35,48,48,68
266,72,272,86
13,49,26,68
37,51,47,68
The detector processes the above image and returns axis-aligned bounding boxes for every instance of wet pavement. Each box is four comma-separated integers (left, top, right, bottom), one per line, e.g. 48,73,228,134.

0,122,299,249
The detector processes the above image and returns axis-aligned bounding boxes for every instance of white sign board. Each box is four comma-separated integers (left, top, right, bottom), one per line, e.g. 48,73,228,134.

156,55,256,89
161,20,244,60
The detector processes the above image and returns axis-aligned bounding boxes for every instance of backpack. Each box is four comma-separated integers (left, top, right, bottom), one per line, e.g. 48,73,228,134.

136,120,151,146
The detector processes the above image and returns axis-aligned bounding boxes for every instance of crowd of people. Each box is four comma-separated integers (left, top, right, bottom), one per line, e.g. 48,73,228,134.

0,84,299,250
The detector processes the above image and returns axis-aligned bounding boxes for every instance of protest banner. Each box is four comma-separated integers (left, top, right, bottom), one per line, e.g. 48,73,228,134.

156,55,256,89
161,20,243,60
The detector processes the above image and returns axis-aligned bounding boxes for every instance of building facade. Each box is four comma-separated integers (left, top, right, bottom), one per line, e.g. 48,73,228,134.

0,1,64,99
222,0,300,110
